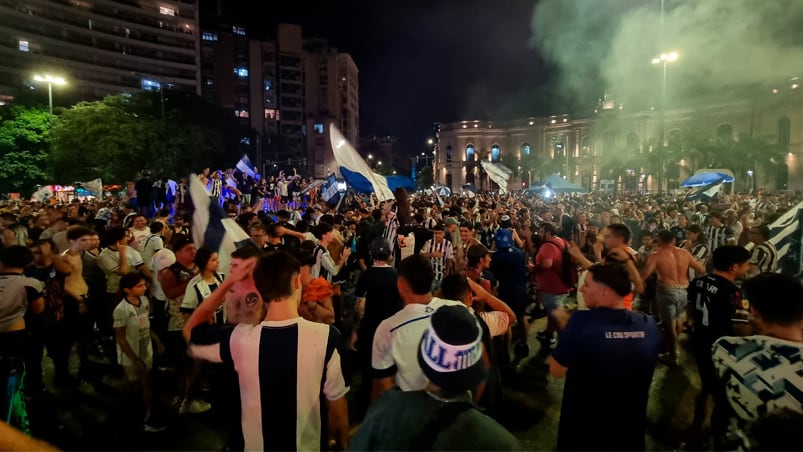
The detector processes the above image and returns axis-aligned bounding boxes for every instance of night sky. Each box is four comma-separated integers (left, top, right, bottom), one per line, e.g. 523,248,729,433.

237,0,554,161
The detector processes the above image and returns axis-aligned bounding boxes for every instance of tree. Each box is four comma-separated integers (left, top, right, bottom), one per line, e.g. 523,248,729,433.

417,165,433,190
0,106,52,195
50,92,238,183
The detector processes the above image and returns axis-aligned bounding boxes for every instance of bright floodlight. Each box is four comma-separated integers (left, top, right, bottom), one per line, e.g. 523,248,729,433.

652,52,679,64
33,74,66,85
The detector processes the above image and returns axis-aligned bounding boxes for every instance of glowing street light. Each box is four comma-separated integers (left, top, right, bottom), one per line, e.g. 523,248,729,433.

427,138,434,145
33,73,66,114
377,161,383,166
367,154,373,160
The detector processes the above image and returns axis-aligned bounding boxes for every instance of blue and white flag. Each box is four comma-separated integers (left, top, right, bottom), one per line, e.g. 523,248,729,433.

236,154,256,178
82,178,103,199
31,185,54,203
768,200,803,275
189,174,253,274
329,125,395,201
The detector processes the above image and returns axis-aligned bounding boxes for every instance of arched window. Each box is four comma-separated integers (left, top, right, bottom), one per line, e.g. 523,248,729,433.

603,131,616,154
466,144,475,161
717,124,733,141
521,143,531,157
491,144,500,162
626,132,638,149
446,145,453,163
778,117,791,146
581,136,592,157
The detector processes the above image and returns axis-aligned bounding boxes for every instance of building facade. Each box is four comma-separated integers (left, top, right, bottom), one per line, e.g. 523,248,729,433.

436,95,803,193
303,41,359,178
0,0,201,100
198,20,359,177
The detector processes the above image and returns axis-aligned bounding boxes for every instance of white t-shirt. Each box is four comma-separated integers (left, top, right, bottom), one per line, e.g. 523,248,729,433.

141,234,164,271
181,273,225,323
150,248,175,300
112,296,153,367
129,228,150,252
98,246,144,293
372,297,467,391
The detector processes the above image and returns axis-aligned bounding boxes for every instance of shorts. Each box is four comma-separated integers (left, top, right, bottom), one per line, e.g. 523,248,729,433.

656,286,688,322
122,356,153,381
542,293,568,315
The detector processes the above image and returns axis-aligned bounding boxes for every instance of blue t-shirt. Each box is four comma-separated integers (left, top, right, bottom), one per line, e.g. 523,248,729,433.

552,308,660,451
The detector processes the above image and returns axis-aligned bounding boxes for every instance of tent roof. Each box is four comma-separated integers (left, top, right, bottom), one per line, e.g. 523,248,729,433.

542,174,586,192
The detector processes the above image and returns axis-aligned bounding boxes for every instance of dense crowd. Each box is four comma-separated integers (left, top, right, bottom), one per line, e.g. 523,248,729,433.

1,166,802,451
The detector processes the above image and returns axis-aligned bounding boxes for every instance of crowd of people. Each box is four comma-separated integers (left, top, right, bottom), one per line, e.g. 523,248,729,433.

1,165,802,450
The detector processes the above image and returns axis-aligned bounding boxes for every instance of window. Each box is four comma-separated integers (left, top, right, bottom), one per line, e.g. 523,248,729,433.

232,26,246,36
201,32,218,42
18,40,28,52
88,19,93,30
778,117,791,146
626,132,638,149
141,79,161,91
491,145,500,162
446,145,453,163
446,174,453,188
264,80,272,91
234,67,248,78
314,123,324,134
603,131,616,154
264,109,280,120
466,144,475,161
159,6,175,16
234,109,249,118
521,143,531,157
717,124,733,141
240,137,251,145
204,78,214,86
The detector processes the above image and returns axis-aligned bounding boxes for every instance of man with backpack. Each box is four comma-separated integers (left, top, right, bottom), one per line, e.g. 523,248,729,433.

534,223,576,350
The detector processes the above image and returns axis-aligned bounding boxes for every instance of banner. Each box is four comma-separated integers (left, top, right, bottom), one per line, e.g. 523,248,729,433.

236,154,256,178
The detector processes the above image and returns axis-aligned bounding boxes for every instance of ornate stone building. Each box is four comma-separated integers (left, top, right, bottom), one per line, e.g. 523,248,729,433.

435,93,803,193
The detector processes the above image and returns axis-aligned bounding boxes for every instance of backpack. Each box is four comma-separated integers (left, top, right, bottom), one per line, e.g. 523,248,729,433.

543,239,579,288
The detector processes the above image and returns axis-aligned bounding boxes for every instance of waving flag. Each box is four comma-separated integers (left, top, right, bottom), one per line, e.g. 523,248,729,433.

481,161,514,194
31,185,54,203
236,154,256,178
329,125,394,201
189,174,254,274
82,178,103,199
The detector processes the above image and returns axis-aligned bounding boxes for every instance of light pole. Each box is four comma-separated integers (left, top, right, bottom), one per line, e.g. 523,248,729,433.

33,74,66,114
651,51,678,193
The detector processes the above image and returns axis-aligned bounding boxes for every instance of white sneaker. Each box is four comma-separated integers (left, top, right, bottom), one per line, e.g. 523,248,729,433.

179,399,212,414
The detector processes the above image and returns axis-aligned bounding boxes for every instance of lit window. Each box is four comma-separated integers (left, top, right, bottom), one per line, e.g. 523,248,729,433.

240,137,251,145
88,19,93,30
141,79,161,91
264,80,272,91
232,26,246,36
205,78,214,86
521,143,531,156
159,6,175,16
18,40,28,52
265,109,280,120
314,123,324,134
234,67,248,78
466,144,475,161
491,145,501,161
202,32,218,42
234,109,249,118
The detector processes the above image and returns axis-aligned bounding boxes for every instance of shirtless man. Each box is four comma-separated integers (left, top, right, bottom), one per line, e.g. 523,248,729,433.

61,227,93,313
641,229,706,365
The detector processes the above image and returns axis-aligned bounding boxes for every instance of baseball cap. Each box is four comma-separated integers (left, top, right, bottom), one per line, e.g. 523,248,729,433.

417,305,487,395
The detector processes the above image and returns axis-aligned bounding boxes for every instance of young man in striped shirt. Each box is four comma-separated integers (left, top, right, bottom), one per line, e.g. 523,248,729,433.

746,225,778,277
187,252,349,450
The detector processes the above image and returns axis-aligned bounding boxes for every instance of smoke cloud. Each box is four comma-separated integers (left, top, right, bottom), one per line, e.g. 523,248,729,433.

531,0,803,111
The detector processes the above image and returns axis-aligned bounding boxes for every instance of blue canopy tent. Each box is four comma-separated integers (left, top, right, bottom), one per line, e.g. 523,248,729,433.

340,167,415,193
539,174,586,193
680,171,734,188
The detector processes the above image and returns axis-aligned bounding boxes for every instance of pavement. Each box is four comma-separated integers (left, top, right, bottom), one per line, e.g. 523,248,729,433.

26,317,704,451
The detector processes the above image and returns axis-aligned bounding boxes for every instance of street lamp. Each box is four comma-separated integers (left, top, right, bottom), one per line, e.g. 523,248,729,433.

651,51,679,193
33,74,66,114
367,154,373,160
427,138,434,145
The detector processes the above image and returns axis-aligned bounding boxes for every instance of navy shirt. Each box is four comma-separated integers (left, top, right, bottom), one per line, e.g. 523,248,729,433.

553,308,660,451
